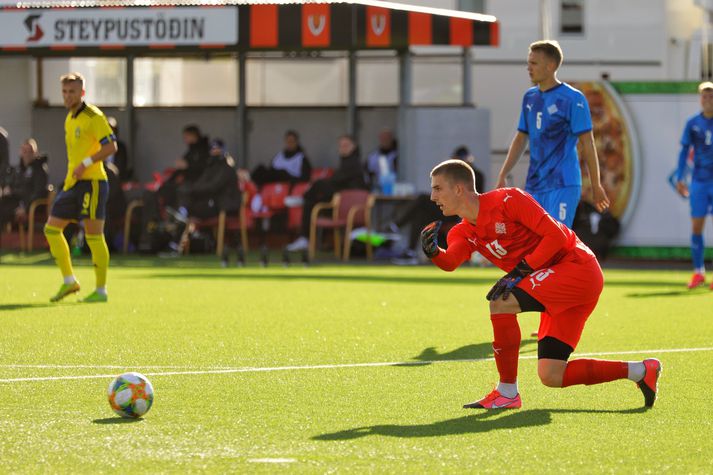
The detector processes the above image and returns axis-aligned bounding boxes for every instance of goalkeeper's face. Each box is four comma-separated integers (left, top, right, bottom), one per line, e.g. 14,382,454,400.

430,174,461,217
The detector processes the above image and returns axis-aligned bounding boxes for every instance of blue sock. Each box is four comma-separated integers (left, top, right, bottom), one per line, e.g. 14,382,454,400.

692,234,704,272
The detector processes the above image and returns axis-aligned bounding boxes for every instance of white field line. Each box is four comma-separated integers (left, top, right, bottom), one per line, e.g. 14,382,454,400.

0,346,711,384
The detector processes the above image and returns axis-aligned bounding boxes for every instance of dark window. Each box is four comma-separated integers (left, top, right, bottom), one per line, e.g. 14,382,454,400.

458,0,486,14
561,0,584,35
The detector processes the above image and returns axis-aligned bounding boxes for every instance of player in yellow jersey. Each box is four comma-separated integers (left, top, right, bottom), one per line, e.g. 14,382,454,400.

45,72,117,303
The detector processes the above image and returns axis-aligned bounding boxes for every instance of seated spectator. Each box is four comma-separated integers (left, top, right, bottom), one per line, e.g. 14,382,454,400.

451,145,485,193
177,124,211,182
159,124,211,211
0,138,49,229
0,126,8,173
364,127,398,193
103,161,127,251
390,146,485,262
245,130,312,187
165,139,242,254
572,199,620,260
286,134,368,251
106,116,133,183
187,139,242,219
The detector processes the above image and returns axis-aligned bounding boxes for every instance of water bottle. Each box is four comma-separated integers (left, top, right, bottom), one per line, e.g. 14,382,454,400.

380,171,395,196
378,155,395,196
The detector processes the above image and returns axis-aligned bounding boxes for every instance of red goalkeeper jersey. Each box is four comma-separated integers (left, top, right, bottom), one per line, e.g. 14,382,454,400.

432,188,595,272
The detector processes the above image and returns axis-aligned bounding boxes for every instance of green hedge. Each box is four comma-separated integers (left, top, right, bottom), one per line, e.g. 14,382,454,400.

611,246,713,260
610,81,700,95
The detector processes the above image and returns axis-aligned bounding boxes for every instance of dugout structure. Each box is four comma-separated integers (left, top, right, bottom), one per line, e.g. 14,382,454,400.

0,1,499,189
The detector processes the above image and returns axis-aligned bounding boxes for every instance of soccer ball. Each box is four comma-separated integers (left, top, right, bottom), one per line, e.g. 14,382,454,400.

107,372,154,418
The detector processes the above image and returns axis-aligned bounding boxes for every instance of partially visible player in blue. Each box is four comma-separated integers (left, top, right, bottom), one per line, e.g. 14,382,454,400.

496,40,609,227
675,81,713,290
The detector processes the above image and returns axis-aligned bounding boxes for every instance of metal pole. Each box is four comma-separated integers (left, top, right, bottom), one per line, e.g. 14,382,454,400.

238,52,248,169
397,49,412,181
703,10,711,79
126,54,135,179
540,0,551,40
34,58,48,107
347,50,357,139
462,47,473,106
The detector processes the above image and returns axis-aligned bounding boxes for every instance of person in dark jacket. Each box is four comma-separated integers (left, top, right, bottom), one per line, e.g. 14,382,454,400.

286,134,367,251
103,161,127,251
177,124,211,182
0,127,8,174
390,146,486,261
249,130,312,187
187,139,241,219
571,200,620,260
0,138,49,228
106,117,133,183
159,124,211,211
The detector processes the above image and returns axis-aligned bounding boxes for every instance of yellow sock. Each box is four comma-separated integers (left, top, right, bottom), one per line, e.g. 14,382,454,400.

44,224,74,278
86,233,110,289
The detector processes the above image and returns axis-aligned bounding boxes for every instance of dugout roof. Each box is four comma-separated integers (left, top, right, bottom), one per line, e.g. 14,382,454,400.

0,0,499,56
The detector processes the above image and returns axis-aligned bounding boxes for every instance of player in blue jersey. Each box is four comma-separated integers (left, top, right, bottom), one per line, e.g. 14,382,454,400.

675,81,713,289
496,40,609,227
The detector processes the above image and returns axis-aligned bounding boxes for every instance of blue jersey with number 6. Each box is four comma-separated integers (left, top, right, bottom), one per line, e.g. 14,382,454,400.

518,82,592,194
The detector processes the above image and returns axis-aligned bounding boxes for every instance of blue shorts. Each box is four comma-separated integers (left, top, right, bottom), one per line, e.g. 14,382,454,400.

51,179,108,221
690,180,713,218
530,186,581,228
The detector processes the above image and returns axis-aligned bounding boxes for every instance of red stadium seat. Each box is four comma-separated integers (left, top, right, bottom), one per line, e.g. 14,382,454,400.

182,190,250,256
287,182,311,232
250,182,290,219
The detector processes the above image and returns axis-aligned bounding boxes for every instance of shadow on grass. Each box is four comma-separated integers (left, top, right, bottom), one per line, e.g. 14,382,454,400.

0,302,76,311
92,417,144,425
395,339,537,367
144,272,494,286
626,288,712,298
142,271,686,288
312,407,648,440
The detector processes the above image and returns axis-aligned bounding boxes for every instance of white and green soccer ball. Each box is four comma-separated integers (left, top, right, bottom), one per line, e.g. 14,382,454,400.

107,372,154,418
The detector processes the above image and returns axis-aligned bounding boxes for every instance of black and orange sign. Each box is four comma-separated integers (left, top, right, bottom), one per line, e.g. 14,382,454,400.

365,6,390,47
302,3,330,47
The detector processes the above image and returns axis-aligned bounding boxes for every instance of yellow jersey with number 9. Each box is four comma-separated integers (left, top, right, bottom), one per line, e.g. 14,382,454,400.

63,102,115,191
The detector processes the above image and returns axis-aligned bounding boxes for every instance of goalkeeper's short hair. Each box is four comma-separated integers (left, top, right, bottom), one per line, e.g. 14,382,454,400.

431,159,476,192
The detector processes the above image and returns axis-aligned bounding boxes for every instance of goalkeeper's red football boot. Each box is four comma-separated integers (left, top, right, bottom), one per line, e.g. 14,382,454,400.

463,389,522,409
687,273,705,289
637,358,662,408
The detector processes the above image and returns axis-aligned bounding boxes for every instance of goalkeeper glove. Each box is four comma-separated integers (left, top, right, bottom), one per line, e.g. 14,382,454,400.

486,259,534,301
420,220,442,258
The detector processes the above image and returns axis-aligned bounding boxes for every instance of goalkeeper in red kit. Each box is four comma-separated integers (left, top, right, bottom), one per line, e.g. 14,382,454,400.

422,159,661,409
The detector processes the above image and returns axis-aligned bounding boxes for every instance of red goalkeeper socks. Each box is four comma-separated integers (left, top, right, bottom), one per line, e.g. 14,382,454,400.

562,358,629,387
490,313,521,384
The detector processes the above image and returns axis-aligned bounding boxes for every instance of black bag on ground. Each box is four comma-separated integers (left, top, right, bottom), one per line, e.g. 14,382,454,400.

572,201,620,260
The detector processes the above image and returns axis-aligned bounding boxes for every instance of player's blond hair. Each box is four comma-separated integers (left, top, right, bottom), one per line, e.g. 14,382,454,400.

699,81,713,94
529,40,563,68
60,72,85,89
23,138,38,153
431,159,476,192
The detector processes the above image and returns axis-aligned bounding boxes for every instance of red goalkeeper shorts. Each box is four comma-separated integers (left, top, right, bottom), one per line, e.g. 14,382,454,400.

516,256,604,349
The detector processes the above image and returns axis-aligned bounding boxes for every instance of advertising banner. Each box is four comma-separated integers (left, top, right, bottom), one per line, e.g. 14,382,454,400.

571,81,640,224
0,7,238,48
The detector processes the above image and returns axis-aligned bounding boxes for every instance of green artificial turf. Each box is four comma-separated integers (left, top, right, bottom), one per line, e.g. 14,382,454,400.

1,258,712,473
